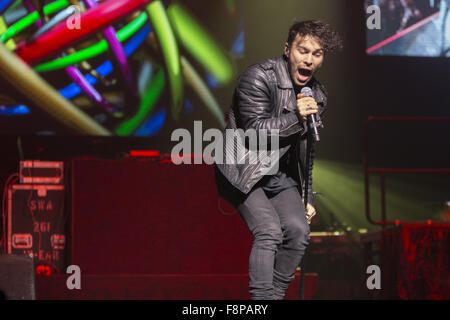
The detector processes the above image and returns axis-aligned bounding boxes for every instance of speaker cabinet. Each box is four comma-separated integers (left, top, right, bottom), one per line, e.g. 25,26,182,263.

0,254,36,300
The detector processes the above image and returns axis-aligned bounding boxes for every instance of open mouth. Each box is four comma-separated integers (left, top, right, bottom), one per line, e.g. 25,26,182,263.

297,68,312,82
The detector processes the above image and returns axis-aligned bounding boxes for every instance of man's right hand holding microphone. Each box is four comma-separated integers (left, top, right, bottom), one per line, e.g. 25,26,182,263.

296,92,318,121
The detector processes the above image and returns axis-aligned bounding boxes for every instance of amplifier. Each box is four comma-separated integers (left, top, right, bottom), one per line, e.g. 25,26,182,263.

0,254,36,300
7,184,68,275
19,161,64,184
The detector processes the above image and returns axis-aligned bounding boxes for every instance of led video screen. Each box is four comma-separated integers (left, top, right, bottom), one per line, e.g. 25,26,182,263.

365,0,449,57
0,0,244,136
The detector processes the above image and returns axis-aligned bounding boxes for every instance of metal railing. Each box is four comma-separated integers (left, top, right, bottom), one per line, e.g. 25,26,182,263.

364,116,450,227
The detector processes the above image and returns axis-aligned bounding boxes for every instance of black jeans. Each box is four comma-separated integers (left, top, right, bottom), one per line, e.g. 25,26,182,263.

236,186,310,300
215,167,310,299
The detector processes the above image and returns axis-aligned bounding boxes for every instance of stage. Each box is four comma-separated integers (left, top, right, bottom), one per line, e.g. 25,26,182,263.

2,159,448,300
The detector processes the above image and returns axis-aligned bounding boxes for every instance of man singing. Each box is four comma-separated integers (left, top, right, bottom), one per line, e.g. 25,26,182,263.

214,20,342,300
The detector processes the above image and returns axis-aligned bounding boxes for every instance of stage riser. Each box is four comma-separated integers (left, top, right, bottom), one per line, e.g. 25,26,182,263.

35,273,318,300
71,160,252,274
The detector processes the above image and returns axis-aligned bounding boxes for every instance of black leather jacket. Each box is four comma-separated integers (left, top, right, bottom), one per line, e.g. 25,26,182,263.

215,55,328,206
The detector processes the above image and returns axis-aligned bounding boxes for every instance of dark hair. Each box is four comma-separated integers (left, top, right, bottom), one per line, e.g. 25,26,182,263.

286,20,343,53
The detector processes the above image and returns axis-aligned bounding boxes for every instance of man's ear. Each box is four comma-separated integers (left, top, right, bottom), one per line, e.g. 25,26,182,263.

284,42,290,58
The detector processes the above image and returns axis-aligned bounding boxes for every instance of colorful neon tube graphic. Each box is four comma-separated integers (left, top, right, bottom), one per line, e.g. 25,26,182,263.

15,0,152,64
0,42,111,135
146,0,183,121
167,3,235,85
33,12,148,72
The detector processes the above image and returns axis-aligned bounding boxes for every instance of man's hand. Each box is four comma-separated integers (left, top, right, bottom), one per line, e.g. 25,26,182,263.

297,93,318,121
305,203,316,224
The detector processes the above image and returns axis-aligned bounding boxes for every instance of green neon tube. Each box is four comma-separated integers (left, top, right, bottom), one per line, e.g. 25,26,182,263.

0,16,15,50
181,56,225,128
146,0,183,121
115,67,165,136
34,12,147,72
167,3,234,85
1,0,69,43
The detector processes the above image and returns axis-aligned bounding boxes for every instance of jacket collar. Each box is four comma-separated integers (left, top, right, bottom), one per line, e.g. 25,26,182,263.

275,56,293,89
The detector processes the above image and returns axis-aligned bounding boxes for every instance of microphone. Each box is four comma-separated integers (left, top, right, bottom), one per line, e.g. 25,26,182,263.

300,87,321,142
